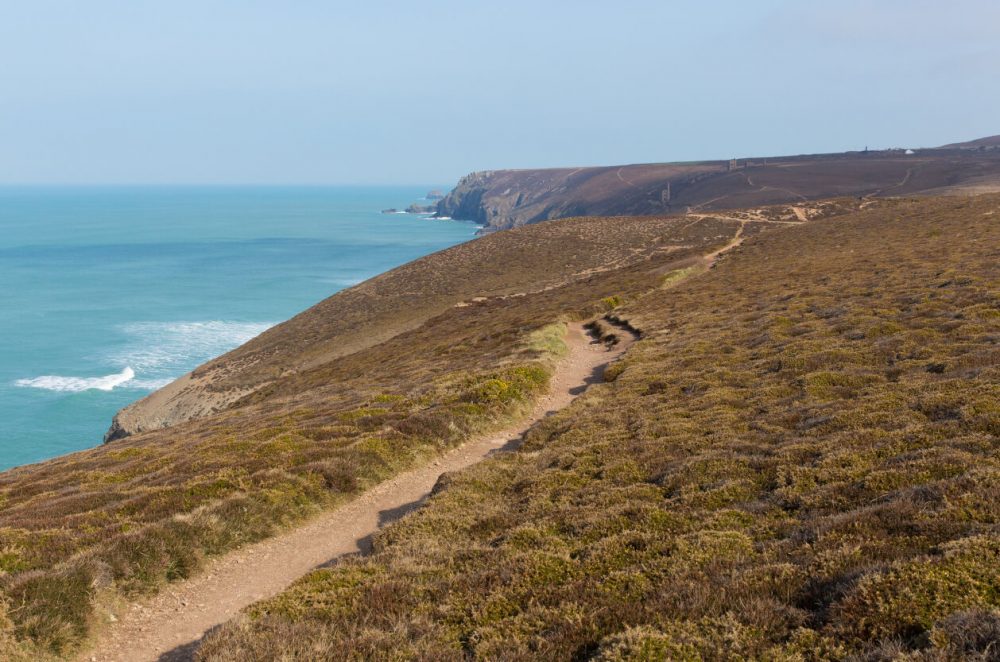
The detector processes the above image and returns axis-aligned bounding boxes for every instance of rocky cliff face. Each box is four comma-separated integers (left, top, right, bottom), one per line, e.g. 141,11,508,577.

434,171,494,224
437,146,1000,231
435,165,711,231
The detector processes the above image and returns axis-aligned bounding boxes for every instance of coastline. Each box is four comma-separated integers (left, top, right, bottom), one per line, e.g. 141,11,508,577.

1,195,996,659
0,186,476,471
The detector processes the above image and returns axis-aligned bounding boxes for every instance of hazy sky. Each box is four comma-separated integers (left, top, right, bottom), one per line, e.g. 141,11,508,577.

1,1,998,185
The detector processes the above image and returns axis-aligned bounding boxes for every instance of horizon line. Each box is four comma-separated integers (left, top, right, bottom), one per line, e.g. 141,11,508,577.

0,182,456,188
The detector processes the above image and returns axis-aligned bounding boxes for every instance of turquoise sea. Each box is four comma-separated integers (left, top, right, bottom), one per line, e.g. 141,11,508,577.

0,187,475,470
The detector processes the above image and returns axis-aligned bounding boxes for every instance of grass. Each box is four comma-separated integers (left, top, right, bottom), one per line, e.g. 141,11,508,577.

194,195,1000,660
523,322,570,359
0,203,798,656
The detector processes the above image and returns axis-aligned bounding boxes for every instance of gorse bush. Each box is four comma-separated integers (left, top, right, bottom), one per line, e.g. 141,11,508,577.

602,295,624,310
198,196,1000,660
463,365,550,406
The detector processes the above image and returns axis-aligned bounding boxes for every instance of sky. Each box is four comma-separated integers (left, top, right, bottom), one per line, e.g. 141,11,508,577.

1,0,998,185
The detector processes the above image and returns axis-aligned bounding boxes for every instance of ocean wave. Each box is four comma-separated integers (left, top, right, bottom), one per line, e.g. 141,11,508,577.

16,367,136,392
16,321,273,395
112,321,274,373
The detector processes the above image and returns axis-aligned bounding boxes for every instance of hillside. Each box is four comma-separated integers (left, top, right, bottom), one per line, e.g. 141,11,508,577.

942,135,1000,149
0,202,823,658
105,211,724,440
200,194,1000,660
436,140,1000,231
110,139,1000,441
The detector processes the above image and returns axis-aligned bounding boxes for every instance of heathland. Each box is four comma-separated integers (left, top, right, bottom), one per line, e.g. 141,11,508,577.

203,195,1000,660
0,193,996,661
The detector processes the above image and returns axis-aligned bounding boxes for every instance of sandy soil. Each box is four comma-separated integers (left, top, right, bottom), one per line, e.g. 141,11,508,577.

79,322,634,662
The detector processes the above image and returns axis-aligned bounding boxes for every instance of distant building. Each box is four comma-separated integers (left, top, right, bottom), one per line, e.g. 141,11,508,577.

661,182,671,204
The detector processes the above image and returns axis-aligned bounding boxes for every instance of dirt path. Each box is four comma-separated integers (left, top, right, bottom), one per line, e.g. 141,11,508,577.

704,220,747,266
744,171,808,202
79,323,635,662
615,167,639,188
865,166,917,200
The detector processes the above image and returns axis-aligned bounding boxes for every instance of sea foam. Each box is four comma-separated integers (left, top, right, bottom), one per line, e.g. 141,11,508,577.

112,321,273,373
16,367,136,392
16,321,272,394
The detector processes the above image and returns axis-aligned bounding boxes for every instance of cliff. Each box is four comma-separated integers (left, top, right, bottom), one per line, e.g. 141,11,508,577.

437,143,1000,231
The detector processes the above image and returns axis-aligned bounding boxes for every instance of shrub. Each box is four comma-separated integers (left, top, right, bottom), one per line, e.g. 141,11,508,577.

834,536,1000,644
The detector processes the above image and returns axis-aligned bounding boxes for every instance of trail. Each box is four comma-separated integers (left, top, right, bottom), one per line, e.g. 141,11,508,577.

615,167,639,188
79,323,635,662
865,166,917,199
704,220,747,266
746,169,809,201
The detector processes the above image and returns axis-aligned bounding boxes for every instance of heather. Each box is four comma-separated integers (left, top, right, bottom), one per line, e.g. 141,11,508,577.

201,196,999,660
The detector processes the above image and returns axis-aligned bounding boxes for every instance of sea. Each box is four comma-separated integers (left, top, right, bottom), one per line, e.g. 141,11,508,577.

0,186,476,470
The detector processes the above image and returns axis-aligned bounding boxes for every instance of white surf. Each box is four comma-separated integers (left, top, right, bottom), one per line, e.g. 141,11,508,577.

16,366,136,392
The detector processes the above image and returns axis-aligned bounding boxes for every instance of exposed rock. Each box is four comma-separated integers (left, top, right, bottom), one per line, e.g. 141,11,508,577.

103,417,129,443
